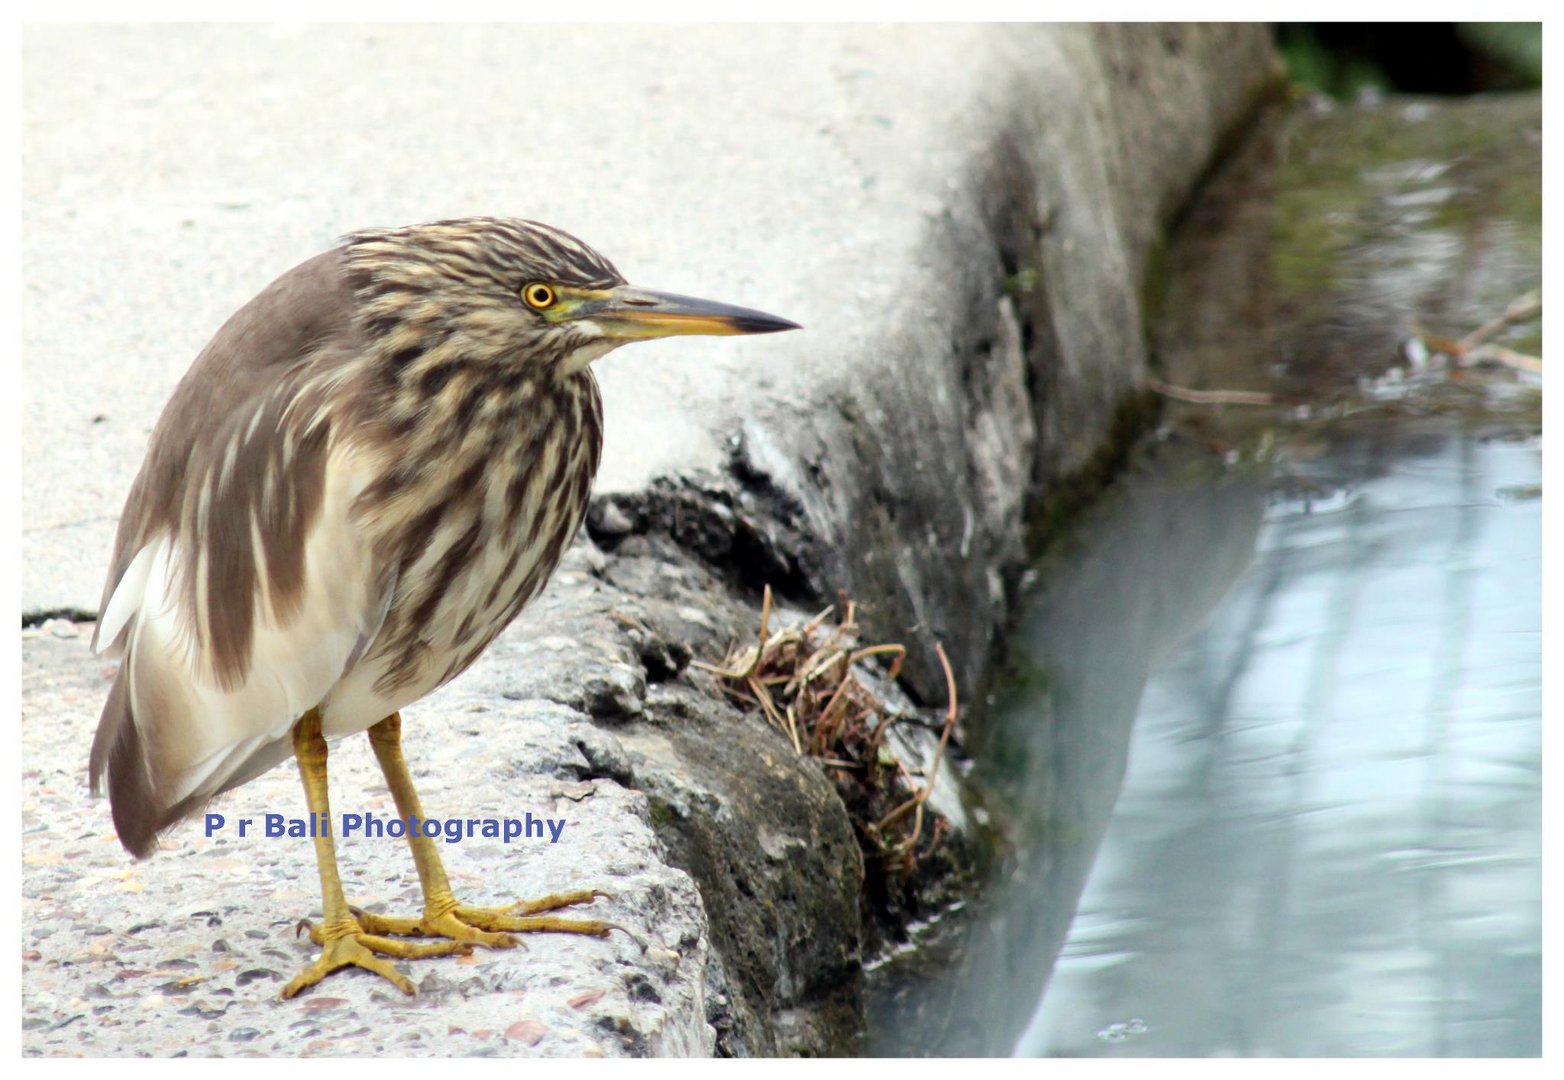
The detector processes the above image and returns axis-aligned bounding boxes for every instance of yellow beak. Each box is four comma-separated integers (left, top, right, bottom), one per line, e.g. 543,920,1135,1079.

578,285,800,340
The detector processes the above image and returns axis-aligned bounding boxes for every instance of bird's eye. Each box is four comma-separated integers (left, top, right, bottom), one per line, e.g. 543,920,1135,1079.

522,283,557,310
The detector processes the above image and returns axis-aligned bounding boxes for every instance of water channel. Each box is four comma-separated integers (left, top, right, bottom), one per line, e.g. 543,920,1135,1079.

1020,422,1541,1056
867,92,1541,1058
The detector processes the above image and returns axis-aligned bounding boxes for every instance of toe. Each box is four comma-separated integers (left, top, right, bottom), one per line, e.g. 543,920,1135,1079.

281,933,420,998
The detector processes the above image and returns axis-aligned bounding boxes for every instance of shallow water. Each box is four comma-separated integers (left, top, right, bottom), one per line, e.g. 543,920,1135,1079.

866,92,1540,1058
865,420,1540,1057
1020,422,1540,1057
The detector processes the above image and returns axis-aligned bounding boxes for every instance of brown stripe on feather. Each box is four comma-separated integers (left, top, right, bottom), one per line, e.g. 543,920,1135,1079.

194,391,331,690
419,363,458,396
456,376,493,430
481,545,525,611
392,498,451,577
503,430,550,532
569,449,593,510
260,415,329,625
521,488,550,550
358,455,423,508
203,468,258,692
405,516,485,642
445,454,490,505
388,343,424,369
364,313,400,339
508,559,552,622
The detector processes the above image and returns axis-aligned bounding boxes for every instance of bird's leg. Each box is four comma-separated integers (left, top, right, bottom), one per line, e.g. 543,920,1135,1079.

280,708,470,999
353,711,615,948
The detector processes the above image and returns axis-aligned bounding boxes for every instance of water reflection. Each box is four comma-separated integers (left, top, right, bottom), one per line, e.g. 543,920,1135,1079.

867,435,1268,1054
1022,423,1541,1057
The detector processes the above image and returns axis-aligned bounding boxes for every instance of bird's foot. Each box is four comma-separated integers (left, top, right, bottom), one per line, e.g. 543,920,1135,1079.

283,915,472,998
342,889,619,949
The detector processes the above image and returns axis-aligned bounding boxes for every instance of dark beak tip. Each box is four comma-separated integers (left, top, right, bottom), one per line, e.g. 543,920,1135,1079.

744,315,802,334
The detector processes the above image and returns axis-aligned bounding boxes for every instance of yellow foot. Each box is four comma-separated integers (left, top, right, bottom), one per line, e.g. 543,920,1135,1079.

347,889,619,949
283,921,472,998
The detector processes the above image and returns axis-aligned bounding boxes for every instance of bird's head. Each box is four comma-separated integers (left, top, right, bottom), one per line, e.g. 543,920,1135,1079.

343,217,798,376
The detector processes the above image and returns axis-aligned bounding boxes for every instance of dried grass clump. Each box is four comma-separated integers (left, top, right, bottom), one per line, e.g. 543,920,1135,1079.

695,586,957,872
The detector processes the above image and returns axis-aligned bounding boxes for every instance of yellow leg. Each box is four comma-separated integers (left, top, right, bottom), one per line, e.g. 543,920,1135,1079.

280,708,469,999
355,712,616,946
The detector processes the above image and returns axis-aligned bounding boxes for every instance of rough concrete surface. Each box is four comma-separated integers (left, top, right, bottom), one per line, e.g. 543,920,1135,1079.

22,24,1279,1056
24,546,717,1058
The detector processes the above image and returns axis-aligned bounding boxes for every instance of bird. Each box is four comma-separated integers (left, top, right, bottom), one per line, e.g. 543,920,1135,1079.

87,216,798,998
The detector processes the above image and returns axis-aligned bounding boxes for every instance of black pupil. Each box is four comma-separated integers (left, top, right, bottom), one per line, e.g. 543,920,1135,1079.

532,287,549,305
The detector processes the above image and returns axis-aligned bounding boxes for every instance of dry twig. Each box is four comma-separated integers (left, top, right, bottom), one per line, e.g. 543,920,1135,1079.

697,586,955,870
1150,379,1279,406
871,642,959,873
1408,291,1543,374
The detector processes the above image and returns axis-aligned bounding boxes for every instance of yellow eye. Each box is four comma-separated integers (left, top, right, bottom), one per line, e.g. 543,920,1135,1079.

522,282,557,310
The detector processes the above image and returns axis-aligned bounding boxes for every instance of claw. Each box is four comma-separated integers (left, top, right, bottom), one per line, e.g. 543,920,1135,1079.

281,924,470,999
344,889,618,952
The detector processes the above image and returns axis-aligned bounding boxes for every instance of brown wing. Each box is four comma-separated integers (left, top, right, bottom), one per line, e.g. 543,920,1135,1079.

92,248,354,665
88,247,366,857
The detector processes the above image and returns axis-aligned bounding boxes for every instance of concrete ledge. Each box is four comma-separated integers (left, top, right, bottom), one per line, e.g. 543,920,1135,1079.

22,24,1279,1056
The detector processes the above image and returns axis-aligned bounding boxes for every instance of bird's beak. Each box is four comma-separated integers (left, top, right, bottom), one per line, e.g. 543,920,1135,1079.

578,285,800,340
